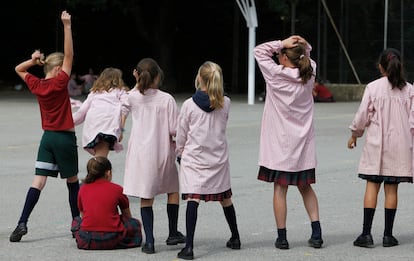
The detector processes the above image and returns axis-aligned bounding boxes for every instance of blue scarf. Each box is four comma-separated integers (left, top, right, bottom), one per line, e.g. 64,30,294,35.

192,90,214,112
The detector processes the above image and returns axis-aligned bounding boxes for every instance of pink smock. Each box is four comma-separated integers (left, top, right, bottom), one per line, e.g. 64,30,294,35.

175,96,231,194
122,88,179,199
349,77,414,177
72,88,128,155
254,40,317,172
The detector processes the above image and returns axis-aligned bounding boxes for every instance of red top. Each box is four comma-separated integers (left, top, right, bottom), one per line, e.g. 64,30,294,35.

313,83,333,99
25,72,74,130
78,179,129,232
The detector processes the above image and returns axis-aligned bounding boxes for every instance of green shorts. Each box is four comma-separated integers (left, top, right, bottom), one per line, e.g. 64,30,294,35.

36,130,78,178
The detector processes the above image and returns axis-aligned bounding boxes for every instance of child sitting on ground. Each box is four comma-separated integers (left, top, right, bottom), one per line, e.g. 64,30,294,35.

72,156,142,250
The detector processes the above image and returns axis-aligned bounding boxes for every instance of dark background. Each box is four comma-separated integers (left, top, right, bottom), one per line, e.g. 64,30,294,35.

2,0,414,94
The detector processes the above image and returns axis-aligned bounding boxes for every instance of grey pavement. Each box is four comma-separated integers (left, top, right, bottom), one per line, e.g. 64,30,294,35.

1,89,414,260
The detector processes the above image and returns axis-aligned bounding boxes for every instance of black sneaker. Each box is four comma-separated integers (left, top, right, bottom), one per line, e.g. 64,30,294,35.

353,234,374,248
308,237,324,248
177,246,194,260
383,235,399,247
226,237,241,249
166,231,186,245
10,223,28,242
275,238,289,249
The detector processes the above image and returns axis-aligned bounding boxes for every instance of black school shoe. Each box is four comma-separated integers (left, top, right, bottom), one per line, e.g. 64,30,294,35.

177,246,194,260
275,238,289,249
226,237,241,249
166,231,186,245
308,237,324,248
141,242,155,254
383,235,399,247
10,223,28,242
353,234,374,248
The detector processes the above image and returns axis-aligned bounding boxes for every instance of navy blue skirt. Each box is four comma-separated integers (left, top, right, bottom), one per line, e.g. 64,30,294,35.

85,133,117,151
358,174,413,184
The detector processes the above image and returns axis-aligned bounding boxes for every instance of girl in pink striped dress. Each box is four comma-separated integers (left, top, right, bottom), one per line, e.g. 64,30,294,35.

72,67,128,158
122,58,185,255
254,35,323,249
175,61,241,260
348,48,414,248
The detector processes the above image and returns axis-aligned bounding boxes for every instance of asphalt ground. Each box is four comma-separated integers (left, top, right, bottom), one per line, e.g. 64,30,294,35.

1,89,414,260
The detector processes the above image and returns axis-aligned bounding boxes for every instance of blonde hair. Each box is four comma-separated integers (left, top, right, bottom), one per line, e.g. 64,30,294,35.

195,61,224,109
90,67,126,93
42,52,64,75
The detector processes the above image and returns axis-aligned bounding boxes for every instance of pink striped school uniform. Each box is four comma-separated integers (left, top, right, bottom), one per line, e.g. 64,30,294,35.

349,77,414,180
122,88,179,199
176,96,232,200
254,40,317,184
72,88,128,155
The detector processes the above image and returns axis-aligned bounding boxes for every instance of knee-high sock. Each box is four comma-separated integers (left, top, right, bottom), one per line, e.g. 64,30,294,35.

311,221,322,239
362,208,375,235
185,201,199,248
167,203,179,236
18,187,41,224
141,206,154,244
223,204,240,239
384,208,397,237
67,181,80,218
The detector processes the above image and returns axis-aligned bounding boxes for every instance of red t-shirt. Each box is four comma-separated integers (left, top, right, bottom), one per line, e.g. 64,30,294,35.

25,72,74,130
78,179,129,232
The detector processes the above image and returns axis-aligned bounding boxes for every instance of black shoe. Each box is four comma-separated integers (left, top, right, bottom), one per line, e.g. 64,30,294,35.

226,237,241,249
308,237,324,248
383,235,399,247
177,246,194,260
275,238,289,249
166,231,186,245
353,234,374,248
141,242,155,254
10,223,28,242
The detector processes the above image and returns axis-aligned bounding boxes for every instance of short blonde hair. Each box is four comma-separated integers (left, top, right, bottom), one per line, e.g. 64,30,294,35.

42,52,64,75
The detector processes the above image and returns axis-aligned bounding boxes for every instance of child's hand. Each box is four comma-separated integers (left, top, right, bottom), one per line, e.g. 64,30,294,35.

61,10,71,27
348,136,357,149
282,36,299,49
32,50,45,65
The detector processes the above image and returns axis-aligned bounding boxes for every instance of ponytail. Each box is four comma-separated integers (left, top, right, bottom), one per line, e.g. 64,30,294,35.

378,48,406,90
283,43,313,84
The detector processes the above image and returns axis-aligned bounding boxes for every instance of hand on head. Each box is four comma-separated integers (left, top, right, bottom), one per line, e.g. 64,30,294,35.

32,50,45,65
282,35,308,49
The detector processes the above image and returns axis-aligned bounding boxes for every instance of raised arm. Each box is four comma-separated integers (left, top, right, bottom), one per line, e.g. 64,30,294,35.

61,10,73,77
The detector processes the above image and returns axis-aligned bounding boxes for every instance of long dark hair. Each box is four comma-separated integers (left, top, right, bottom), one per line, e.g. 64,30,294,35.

378,48,406,90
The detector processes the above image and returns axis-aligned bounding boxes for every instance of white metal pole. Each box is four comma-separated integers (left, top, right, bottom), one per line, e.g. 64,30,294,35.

248,26,256,105
236,0,257,105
